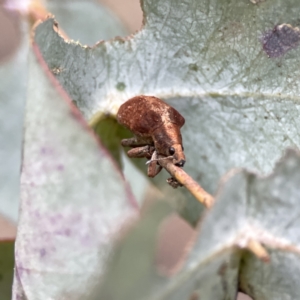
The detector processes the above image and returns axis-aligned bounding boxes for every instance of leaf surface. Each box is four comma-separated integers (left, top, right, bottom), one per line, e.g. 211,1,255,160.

12,47,138,300
236,149,300,299
95,200,240,300
0,0,127,222
0,19,28,222
95,149,300,300
33,0,300,194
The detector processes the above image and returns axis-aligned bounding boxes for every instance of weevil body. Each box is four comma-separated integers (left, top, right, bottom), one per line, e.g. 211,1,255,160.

117,95,186,177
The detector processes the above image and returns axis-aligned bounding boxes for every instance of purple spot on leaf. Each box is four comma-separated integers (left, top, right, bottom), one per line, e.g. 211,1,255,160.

16,263,30,278
40,146,54,155
15,263,24,278
53,228,71,237
262,24,300,57
40,147,47,154
71,214,81,223
39,248,46,258
64,229,71,236
50,216,58,225
81,235,92,247
57,164,64,171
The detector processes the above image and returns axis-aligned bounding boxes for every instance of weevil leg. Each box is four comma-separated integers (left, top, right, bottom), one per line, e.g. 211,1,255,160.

127,145,155,159
121,136,153,148
148,164,162,178
166,177,182,189
147,151,163,178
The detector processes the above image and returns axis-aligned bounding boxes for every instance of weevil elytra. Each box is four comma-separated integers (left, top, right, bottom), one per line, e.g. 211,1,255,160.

117,95,186,178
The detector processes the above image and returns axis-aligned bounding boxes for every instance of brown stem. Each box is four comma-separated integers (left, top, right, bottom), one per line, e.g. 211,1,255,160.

158,158,214,208
246,240,270,263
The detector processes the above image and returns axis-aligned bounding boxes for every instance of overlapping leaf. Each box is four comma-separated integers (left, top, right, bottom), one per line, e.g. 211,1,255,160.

12,48,138,300
0,0,129,222
94,150,300,300
0,19,28,222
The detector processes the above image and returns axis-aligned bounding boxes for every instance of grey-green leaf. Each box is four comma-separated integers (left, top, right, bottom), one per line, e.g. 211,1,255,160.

33,0,300,195
0,0,129,223
237,149,300,300
95,200,239,300
93,201,172,300
0,20,28,222
190,149,300,300
12,48,138,300
96,149,300,300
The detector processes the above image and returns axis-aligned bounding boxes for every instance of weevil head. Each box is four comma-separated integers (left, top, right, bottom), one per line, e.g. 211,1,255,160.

168,144,186,167
153,123,186,167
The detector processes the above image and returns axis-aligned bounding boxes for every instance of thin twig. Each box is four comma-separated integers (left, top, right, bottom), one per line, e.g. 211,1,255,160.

246,240,270,262
157,157,214,208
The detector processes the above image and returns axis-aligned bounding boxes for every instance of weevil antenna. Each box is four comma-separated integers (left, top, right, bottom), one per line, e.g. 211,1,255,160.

145,156,173,165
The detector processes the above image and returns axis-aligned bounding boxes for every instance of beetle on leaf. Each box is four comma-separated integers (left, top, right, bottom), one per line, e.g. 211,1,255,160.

117,95,186,178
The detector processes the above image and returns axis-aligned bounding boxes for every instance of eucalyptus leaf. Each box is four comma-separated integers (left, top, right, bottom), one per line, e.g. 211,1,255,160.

240,250,300,300
93,201,172,300
12,49,138,300
188,149,300,300
95,201,239,300
33,0,300,196
95,172,245,300
0,0,128,222
95,149,300,300
0,20,28,222
236,149,300,300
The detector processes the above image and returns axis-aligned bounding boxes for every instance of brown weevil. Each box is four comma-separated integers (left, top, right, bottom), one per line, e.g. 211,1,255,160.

117,95,186,178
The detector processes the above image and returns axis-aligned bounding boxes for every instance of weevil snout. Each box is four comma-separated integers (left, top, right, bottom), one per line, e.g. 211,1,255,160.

169,144,186,167
175,159,186,167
